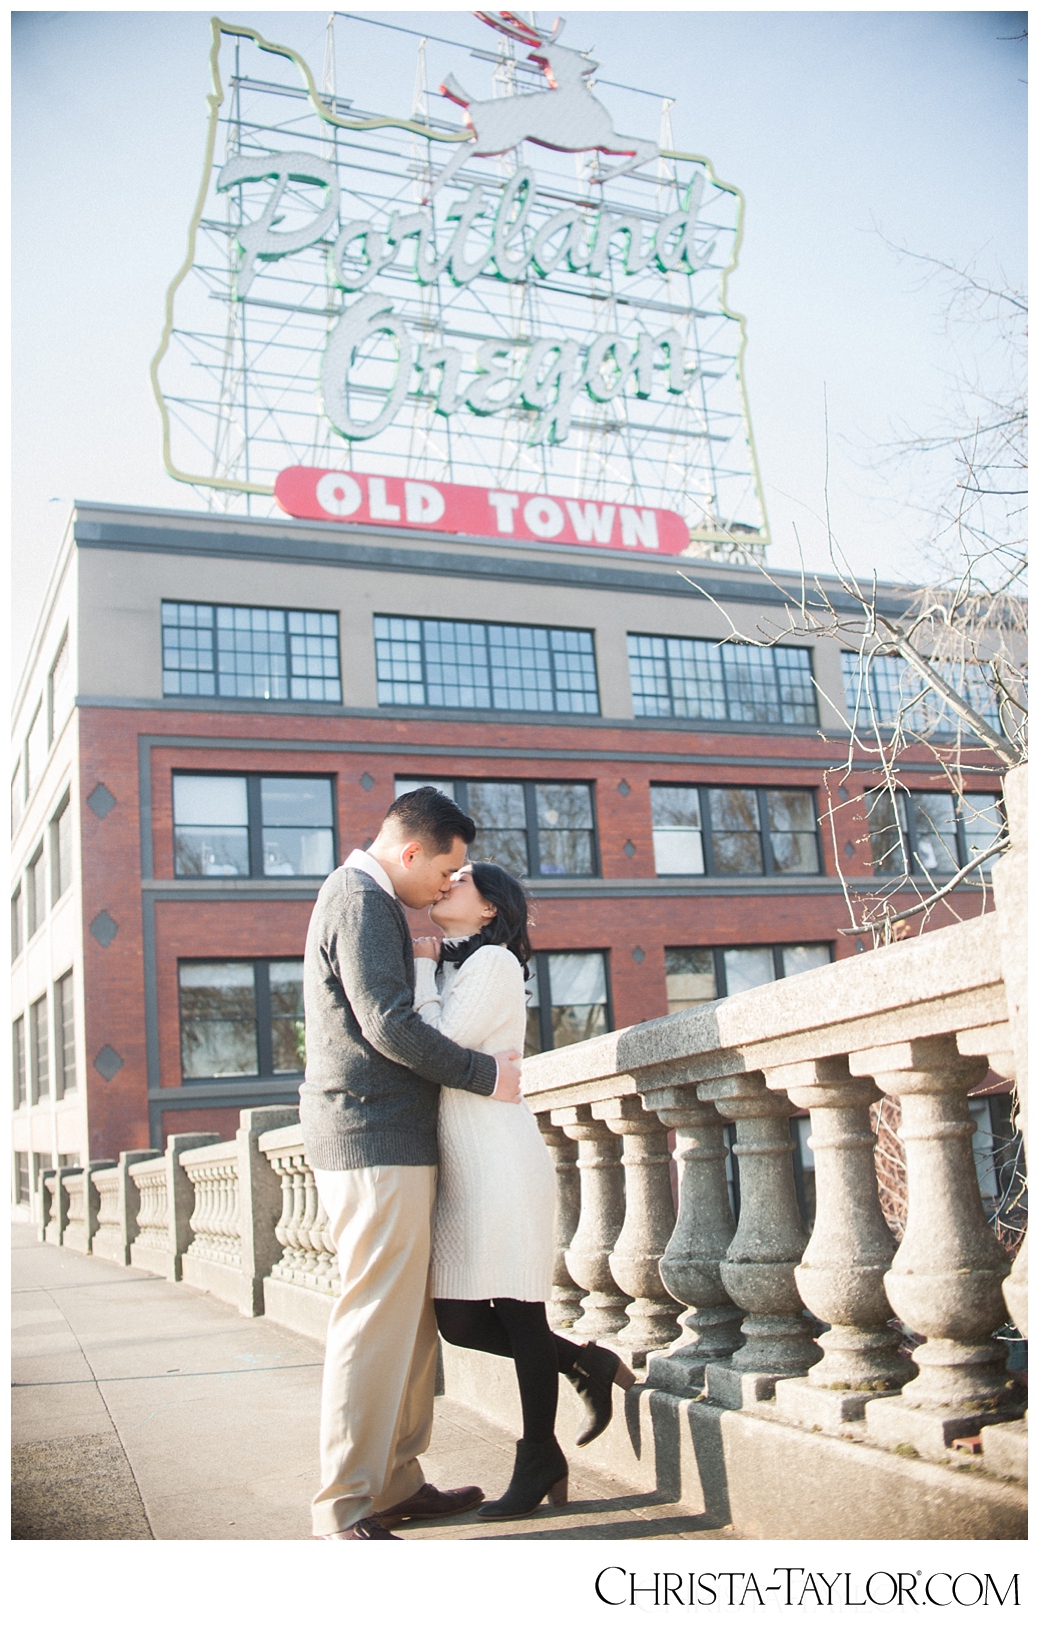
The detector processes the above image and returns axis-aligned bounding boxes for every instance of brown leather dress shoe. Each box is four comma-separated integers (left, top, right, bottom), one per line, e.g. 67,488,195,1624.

317,1516,400,1540
376,1482,484,1526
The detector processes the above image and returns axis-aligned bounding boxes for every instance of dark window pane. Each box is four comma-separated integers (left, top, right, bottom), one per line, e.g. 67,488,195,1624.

175,829,250,877
780,944,831,976
470,828,530,875
260,778,333,827
269,960,306,1074
912,793,959,873
708,788,763,873
723,947,775,994
961,793,1004,874
55,972,76,1099
866,788,907,875
664,947,716,1012
179,963,258,1078
467,782,526,829
766,790,819,875
651,786,704,875
536,784,594,875
263,828,335,877
377,617,598,714
547,953,608,1047
11,888,22,961
721,644,781,723
52,801,73,899
538,828,593,876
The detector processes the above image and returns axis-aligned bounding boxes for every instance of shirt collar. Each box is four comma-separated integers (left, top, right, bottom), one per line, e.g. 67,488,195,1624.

345,848,396,899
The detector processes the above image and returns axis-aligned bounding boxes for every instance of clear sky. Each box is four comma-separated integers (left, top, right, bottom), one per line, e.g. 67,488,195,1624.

10,5,1027,677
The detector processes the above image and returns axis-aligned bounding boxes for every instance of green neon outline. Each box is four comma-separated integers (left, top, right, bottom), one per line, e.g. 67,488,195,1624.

152,17,771,552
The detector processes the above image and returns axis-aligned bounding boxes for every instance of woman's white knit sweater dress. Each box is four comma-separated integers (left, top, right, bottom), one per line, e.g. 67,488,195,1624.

414,943,556,1302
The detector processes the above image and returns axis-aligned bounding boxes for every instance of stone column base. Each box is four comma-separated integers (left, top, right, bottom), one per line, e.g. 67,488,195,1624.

261,1274,335,1342
706,1363,788,1408
865,1394,1025,1461
129,1242,176,1279
979,1418,1028,1482
645,1349,708,1397
774,1377,902,1430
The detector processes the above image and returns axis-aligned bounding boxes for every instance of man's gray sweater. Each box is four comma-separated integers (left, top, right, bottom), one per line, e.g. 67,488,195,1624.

299,866,497,1170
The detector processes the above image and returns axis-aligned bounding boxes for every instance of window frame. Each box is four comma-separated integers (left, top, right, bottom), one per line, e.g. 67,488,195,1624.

177,956,306,1084
650,784,823,878
524,949,613,1055
866,786,1005,878
26,844,46,938
54,969,76,1101
628,634,819,727
13,1015,27,1109
393,776,601,880
664,942,834,1010
29,994,49,1105
48,626,72,745
11,885,24,962
161,600,343,704
51,791,73,903
375,615,601,717
171,771,339,881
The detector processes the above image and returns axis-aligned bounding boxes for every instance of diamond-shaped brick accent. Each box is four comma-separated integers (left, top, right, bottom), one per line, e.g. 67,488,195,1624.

623,839,636,857
94,1045,124,1081
617,780,631,797
631,946,646,964
359,772,375,791
86,783,116,820
89,910,119,948
844,841,856,858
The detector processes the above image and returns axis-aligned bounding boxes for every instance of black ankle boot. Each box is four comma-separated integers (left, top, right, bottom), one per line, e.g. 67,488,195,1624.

476,1437,569,1520
566,1342,636,1447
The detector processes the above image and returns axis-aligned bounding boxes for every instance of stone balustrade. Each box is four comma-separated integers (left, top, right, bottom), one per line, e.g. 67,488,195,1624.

30,771,1027,1536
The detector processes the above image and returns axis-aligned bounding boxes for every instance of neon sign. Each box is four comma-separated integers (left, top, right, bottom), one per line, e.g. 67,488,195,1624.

152,13,768,557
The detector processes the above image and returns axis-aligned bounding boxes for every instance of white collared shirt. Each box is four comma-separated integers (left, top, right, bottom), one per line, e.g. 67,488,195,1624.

344,847,395,898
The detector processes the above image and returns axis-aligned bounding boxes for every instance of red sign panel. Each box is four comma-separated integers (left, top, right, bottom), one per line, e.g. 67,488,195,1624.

274,465,689,555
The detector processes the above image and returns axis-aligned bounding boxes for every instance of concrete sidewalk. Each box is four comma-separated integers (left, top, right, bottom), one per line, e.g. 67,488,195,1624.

11,1225,732,1541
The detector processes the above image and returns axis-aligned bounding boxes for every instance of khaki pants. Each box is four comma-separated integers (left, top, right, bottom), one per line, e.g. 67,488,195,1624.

311,1165,438,1536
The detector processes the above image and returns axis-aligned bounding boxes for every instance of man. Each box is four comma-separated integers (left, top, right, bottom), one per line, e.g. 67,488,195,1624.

301,785,523,1539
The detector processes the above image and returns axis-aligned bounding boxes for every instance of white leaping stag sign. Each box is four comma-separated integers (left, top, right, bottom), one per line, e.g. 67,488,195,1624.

431,11,659,197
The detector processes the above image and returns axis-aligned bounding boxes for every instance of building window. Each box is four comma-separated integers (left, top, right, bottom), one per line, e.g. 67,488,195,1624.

841,650,1004,734
161,602,342,703
172,774,336,878
394,778,598,878
13,1016,27,1108
11,886,23,962
865,788,1004,877
650,785,821,877
51,794,73,902
54,972,76,1100
30,995,49,1104
178,959,305,1081
26,702,47,793
26,845,46,937
375,617,599,715
15,1151,32,1207
629,636,817,726
49,629,72,742
664,943,832,1011
12,760,24,831
524,952,611,1055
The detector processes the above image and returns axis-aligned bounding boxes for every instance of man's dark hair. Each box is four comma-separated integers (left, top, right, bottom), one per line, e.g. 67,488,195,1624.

383,786,476,853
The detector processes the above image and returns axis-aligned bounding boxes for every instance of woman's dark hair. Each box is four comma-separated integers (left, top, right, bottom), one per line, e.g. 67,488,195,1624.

439,862,532,977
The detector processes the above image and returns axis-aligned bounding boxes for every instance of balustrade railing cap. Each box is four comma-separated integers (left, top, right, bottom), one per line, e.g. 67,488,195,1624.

179,1140,239,1167
521,913,1005,1110
257,1124,308,1154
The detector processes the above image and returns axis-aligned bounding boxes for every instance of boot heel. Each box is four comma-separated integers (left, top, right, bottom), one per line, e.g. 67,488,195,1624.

614,1360,636,1392
549,1476,569,1506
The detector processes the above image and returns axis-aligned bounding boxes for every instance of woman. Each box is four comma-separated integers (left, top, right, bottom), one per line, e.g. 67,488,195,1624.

412,861,633,1521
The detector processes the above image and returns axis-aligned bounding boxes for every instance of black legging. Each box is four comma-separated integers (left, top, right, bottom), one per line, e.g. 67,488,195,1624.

434,1297,584,1444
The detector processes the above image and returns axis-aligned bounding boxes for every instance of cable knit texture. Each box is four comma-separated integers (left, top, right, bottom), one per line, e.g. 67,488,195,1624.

415,944,556,1301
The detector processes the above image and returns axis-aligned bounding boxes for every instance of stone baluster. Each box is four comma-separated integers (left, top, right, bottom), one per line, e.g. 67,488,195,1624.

273,1159,295,1263
592,1095,682,1366
536,1114,585,1330
698,1071,819,1407
284,1161,308,1270
552,1105,628,1339
849,1035,1024,1459
760,1056,915,1430
637,1085,742,1395
310,1184,338,1295
299,1168,321,1286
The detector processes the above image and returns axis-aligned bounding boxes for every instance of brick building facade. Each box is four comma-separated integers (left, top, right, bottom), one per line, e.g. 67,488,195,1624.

11,498,1008,1210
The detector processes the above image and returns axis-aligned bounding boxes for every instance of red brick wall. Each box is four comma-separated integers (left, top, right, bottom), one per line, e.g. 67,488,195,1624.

78,704,1001,1157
